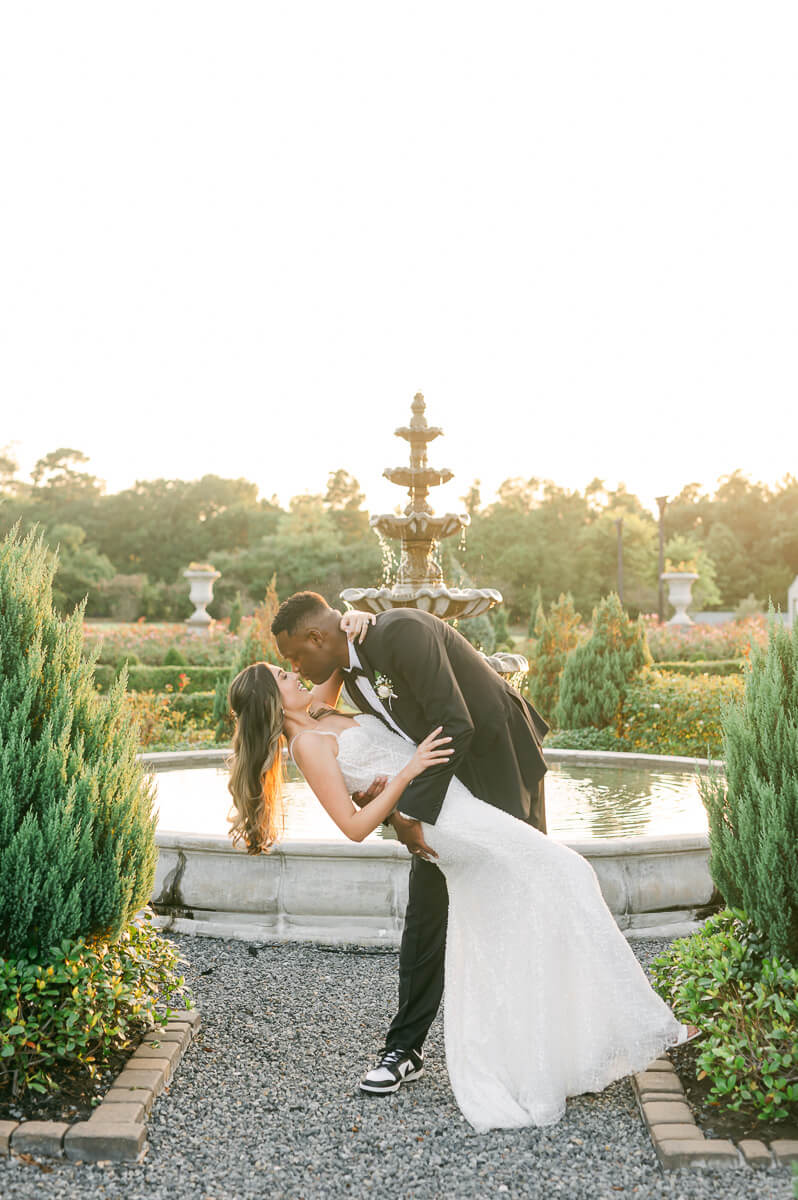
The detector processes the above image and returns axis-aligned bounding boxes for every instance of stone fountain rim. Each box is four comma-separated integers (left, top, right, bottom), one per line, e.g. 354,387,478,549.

153,827,711,857
141,746,722,773
339,584,502,600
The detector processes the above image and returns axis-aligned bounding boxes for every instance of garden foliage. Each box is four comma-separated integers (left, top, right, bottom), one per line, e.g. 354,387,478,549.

94,664,227,694
228,590,243,635
644,615,767,663
544,726,620,751
84,622,241,667
700,614,798,962
456,613,496,655
652,910,797,1123
490,605,513,651
0,915,187,1100
555,593,650,730
620,671,744,758
0,526,157,958
525,593,582,721
655,659,745,678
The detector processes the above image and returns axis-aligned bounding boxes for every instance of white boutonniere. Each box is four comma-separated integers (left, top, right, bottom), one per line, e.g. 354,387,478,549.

374,672,398,708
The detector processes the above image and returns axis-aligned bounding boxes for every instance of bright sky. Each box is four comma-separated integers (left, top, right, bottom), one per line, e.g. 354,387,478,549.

2,2,796,519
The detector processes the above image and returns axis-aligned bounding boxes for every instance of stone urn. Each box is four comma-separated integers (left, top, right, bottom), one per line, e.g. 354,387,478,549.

183,564,221,633
661,571,699,626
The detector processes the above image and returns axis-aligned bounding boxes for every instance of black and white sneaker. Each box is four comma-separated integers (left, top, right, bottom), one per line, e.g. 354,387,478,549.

359,1047,424,1094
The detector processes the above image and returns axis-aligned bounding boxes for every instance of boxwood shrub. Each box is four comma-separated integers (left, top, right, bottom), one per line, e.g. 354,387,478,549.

544,727,623,751
0,915,189,1102
170,692,215,721
651,909,798,1123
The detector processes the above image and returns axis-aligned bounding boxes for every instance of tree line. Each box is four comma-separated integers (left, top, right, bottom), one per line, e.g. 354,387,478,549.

1,446,796,622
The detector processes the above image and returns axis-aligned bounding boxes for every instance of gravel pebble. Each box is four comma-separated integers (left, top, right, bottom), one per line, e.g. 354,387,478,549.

1,933,794,1199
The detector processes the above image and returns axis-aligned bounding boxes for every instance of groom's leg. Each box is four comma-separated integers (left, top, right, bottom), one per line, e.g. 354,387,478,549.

385,856,449,1052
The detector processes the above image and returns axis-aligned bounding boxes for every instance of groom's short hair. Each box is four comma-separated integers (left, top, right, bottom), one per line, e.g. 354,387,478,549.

272,591,330,638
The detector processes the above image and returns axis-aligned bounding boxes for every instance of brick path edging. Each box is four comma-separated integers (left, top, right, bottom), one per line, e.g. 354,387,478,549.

0,1009,200,1164
634,1055,798,1172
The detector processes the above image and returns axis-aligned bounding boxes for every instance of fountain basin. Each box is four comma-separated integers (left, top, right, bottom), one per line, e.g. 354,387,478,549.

152,829,713,946
370,511,468,541
147,748,719,945
383,466,454,490
340,585,502,619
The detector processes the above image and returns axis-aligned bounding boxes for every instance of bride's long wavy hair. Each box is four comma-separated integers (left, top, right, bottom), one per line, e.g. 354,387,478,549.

227,662,286,854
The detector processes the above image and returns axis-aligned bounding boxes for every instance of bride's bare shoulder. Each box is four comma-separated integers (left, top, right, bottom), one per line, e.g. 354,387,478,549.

289,727,340,763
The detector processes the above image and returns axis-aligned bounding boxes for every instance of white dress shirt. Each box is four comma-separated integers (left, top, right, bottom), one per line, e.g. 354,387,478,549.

346,641,417,821
347,641,412,742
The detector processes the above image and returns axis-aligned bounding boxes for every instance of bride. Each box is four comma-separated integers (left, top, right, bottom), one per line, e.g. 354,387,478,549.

225,622,693,1133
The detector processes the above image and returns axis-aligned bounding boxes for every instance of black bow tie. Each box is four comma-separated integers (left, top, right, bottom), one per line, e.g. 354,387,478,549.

345,665,365,680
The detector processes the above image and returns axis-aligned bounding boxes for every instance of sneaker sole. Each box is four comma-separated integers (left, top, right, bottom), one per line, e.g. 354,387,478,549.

359,1067,424,1094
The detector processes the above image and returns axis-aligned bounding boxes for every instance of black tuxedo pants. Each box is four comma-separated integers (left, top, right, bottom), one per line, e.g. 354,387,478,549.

385,855,449,1053
384,777,547,1053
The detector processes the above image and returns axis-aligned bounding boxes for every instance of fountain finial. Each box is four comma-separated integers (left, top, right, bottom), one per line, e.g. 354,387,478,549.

411,392,427,428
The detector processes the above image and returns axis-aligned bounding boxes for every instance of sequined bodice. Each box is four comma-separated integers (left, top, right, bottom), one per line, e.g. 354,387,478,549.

334,715,418,795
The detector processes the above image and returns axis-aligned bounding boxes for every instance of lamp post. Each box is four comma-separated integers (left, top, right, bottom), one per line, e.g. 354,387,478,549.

656,496,668,622
614,516,624,606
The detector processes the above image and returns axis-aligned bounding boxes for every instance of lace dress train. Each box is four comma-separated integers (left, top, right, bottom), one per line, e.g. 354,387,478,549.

334,716,686,1132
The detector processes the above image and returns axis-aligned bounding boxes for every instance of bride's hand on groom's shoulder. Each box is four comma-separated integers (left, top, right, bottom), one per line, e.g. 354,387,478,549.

339,610,377,643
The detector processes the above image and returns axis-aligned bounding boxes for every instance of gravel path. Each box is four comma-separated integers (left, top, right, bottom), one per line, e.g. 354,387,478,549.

1,934,794,1200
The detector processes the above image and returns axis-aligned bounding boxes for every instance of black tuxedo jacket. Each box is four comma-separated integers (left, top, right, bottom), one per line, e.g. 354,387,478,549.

344,608,549,831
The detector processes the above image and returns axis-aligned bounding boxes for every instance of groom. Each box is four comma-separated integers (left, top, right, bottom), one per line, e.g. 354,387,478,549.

272,592,549,1095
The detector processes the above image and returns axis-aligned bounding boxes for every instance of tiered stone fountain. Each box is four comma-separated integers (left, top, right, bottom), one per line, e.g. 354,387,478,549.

341,393,527,676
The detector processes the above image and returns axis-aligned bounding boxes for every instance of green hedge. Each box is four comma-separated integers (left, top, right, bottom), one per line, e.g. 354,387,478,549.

655,659,745,678
94,665,228,694
545,727,621,751
620,670,744,757
170,691,215,720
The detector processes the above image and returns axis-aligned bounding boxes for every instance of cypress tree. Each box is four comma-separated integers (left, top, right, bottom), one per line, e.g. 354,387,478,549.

490,605,513,651
555,592,650,730
527,585,543,640
700,612,798,961
0,526,157,958
456,613,496,655
527,593,581,721
228,590,243,635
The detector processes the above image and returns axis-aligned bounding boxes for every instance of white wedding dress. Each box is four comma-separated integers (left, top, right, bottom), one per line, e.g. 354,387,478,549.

329,715,687,1132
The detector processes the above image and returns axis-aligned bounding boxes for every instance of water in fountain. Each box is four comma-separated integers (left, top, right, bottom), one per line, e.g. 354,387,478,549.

376,530,398,589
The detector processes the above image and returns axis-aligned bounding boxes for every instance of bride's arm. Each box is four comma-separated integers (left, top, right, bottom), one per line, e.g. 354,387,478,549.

305,611,376,710
293,729,452,843
307,668,345,710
